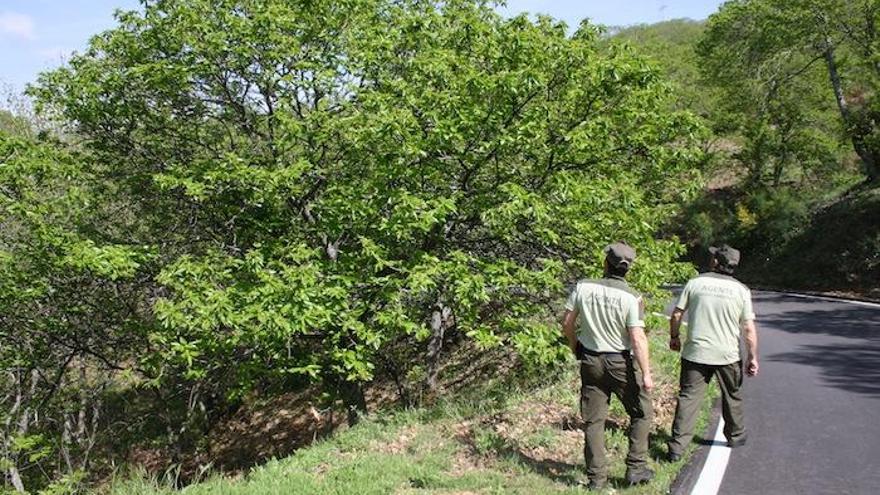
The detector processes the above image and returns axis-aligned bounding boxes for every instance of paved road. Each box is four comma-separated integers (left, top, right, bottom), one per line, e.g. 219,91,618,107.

715,291,880,495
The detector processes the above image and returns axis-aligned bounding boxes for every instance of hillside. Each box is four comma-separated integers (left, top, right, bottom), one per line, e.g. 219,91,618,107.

740,185,880,300
609,19,708,113
614,19,879,303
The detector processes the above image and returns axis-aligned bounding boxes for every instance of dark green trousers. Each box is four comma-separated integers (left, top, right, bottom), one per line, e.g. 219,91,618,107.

668,359,746,456
579,349,653,482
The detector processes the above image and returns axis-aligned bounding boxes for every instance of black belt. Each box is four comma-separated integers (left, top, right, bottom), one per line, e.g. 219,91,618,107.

578,342,630,357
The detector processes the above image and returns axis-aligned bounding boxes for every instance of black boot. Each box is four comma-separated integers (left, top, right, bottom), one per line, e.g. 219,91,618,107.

625,467,655,486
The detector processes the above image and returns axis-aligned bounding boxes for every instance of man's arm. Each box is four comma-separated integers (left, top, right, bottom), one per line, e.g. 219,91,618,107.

628,326,653,392
669,307,684,351
562,310,579,355
743,319,759,376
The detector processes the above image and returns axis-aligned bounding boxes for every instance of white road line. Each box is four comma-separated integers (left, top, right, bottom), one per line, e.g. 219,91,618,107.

690,417,732,495
772,291,880,308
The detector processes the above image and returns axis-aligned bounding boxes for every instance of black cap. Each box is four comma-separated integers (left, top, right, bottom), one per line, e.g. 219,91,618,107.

605,242,636,269
709,244,741,268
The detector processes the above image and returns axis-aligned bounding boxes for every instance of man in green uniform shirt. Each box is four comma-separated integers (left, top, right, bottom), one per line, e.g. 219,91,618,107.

562,242,654,489
666,245,759,461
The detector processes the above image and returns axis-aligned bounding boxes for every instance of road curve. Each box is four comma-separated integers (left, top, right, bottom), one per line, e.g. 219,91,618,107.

714,291,880,495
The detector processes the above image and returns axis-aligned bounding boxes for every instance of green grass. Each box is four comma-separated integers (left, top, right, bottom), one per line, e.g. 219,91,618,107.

108,328,717,495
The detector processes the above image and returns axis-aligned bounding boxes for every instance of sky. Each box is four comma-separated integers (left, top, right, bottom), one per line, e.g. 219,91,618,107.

0,1,725,93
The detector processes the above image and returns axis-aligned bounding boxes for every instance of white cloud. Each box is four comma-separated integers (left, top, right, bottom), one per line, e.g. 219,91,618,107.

0,12,35,40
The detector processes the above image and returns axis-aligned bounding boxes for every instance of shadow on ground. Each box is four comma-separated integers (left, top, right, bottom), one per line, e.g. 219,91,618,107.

755,293,880,340
755,292,880,397
767,342,880,397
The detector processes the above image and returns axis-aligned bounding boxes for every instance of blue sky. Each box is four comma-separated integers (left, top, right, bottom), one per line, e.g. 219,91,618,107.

1,1,724,93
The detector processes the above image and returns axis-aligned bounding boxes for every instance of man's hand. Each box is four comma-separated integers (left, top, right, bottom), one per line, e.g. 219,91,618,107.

562,310,579,356
628,326,653,394
747,357,759,376
669,308,685,353
642,371,654,393
743,320,758,376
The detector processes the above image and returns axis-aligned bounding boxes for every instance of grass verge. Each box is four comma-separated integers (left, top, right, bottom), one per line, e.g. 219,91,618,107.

108,325,717,495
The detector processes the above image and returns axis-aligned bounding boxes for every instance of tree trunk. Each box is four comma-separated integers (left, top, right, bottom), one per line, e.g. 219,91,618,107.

341,380,367,426
6,369,38,494
379,352,411,407
823,44,880,182
425,300,452,393
7,465,25,493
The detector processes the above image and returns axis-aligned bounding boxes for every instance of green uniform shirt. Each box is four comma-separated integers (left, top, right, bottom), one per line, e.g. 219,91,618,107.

676,272,755,365
565,277,644,352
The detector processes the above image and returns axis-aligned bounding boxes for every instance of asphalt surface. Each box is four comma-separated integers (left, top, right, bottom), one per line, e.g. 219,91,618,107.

713,291,880,495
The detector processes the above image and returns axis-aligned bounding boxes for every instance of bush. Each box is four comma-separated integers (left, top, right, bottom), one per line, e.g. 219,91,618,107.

740,189,810,252
676,185,812,264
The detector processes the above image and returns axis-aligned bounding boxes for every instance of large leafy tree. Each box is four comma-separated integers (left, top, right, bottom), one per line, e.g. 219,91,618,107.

32,0,700,430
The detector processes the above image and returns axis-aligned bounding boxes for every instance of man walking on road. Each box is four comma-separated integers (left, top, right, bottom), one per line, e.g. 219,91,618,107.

666,244,759,462
562,242,655,489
